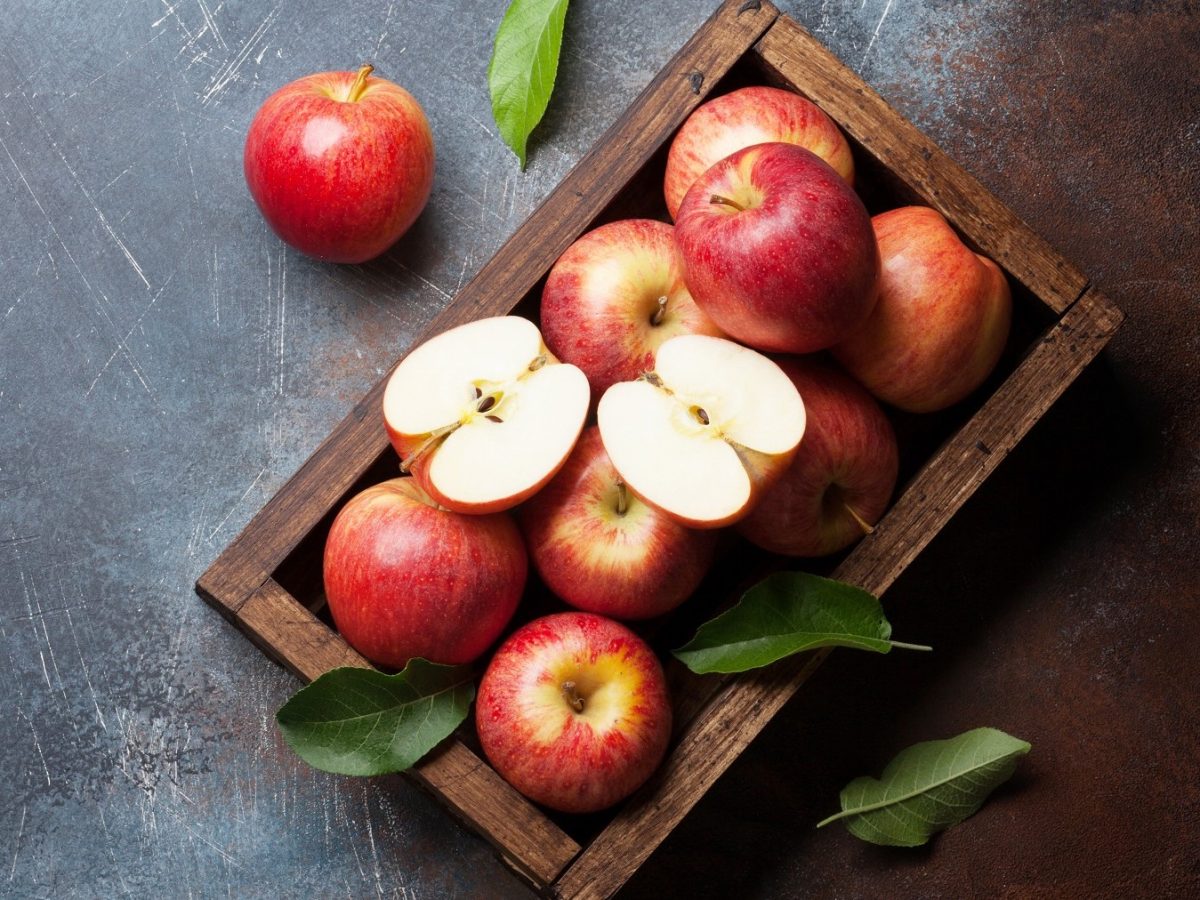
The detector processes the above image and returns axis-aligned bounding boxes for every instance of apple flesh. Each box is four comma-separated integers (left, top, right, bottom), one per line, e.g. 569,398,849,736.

738,358,898,557
598,334,806,529
244,64,435,263
383,316,590,514
664,85,855,220
833,206,1013,413
520,427,717,619
540,219,724,399
323,478,526,668
476,612,672,813
675,142,880,355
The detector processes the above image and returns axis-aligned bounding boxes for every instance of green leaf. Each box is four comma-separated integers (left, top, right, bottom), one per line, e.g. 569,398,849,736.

276,659,474,776
817,727,1032,846
488,0,570,168
673,572,930,674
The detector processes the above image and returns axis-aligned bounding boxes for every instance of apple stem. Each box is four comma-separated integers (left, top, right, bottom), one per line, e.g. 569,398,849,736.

399,421,460,473
650,296,668,326
843,502,876,536
347,64,374,102
561,681,585,713
615,479,628,516
709,193,746,213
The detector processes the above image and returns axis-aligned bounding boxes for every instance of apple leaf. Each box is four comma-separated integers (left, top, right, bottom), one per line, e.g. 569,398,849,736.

488,0,570,169
276,659,474,776
673,571,930,674
816,727,1032,846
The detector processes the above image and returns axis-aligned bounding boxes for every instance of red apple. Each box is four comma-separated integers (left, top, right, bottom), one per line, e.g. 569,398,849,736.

476,612,672,813
832,206,1013,412
738,358,899,557
244,64,435,263
540,219,724,399
323,478,526,668
597,334,807,529
519,428,717,619
383,316,590,515
663,85,855,220
674,142,880,354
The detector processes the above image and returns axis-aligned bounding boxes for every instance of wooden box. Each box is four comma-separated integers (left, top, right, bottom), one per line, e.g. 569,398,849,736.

196,2,1124,896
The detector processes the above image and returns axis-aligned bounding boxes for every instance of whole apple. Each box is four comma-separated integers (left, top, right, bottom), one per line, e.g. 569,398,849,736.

520,427,717,619
832,206,1013,412
244,64,435,263
674,142,880,354
738,358,898,557
663,85,855,220
323,478,525,668
540,219,724,399
476,612,672,813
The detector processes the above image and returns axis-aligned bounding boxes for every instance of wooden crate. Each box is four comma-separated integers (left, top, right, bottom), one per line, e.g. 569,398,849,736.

196,2,1124,896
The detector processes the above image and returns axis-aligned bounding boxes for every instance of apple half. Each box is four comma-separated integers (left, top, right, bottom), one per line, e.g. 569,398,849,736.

383,316,590,514
597,334,806,528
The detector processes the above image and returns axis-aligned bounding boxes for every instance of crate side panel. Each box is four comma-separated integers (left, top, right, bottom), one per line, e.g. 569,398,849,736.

752,17,1088,314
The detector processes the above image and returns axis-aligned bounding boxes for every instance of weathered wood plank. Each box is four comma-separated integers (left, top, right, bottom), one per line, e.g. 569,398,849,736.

196,0,781,616
752,17,1088,314
552,288,1124,900
237,579,582,888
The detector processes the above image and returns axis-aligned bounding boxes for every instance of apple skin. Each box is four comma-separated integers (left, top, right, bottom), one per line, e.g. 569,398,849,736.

674,142,880,355
832,206,1013,413
323,478,526,668
540,219,724,399
738,358,899,557
244,65,435,263
475,612,672,813
519,428,717,619
663,85,855,220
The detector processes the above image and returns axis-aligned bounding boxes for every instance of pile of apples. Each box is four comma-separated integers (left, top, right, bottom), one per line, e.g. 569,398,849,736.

322,86,1012,814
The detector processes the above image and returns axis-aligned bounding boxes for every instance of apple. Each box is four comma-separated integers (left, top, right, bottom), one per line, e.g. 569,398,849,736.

475,612,672,813
674,142,880,354
832,206,1013,413
519,427,717,619
540,219,724,398
244,64,435,263
738,358,898,557
383,316,590,514
323,478,526,668
663,85,855,220
597,334,806,529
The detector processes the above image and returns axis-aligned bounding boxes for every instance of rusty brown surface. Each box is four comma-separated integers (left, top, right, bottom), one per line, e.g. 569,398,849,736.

623,2,1200,897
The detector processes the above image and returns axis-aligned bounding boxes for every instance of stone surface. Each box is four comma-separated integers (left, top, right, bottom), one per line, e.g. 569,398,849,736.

0,1,1196,897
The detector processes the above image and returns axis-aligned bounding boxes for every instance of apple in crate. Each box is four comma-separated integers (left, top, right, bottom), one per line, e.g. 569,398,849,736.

739,358,899,557
675,142,879,355
476,612,671,813
663,85,855,219
323,478,526,668
520,427,717,619
540,219,724,398
833,206,1013,412
244,64,435,263
598,334,806,529
383,316,590,514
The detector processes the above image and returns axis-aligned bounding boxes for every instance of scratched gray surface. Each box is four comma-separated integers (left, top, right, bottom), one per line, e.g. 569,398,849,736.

2,1,1198,898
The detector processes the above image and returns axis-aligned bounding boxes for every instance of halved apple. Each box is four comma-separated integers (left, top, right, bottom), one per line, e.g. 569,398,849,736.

383,316,590,514
597,334,806,528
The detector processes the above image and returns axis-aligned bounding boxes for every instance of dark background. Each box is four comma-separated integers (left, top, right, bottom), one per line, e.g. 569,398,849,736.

2,1,1197,897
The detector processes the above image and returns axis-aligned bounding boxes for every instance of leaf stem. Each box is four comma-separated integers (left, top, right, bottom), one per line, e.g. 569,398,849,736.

888,640,933,652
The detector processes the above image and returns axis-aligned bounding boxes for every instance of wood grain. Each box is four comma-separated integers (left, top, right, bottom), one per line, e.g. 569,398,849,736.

551,288,1124,900
752,17,1089,314
237,579,581,888
195,0,780,616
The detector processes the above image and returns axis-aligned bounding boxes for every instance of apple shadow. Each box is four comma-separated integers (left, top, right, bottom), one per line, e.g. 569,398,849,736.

615,355,1155,899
